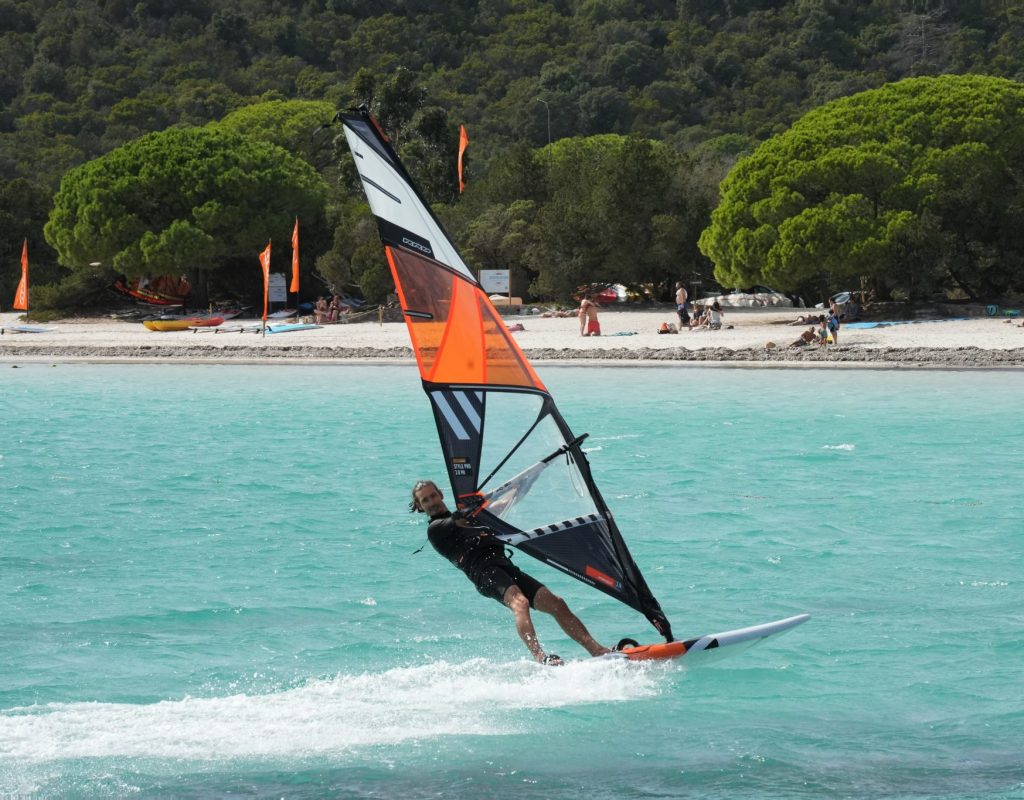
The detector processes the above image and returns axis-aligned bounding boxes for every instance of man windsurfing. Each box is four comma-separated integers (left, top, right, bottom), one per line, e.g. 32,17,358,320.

410,480,611,665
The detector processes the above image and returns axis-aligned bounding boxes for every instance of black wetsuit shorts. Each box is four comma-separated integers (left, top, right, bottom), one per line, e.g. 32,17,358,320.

426,511,545,607
475,563,544,607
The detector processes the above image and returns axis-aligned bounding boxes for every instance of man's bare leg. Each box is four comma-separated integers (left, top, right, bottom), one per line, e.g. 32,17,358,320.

503,585,547,662
533,587,611,657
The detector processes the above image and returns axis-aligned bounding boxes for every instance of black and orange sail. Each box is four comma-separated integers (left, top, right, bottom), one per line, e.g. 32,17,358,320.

340,108,672,641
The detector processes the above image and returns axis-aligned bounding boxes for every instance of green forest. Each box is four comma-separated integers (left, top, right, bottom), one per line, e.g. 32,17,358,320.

3,0,1024,312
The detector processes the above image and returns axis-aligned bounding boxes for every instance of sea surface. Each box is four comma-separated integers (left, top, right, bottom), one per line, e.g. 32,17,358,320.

1,363,1022,799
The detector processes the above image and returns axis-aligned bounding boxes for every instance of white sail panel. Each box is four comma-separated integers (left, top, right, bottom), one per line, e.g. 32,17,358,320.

341,126,475,282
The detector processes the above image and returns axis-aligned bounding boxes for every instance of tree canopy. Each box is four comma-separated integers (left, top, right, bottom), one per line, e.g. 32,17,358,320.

209,99,338,173
529,134,707,297
44,127,328,304
7,2,1024,307
699,74,1024,300
447,133,711,299
6,1,1023,194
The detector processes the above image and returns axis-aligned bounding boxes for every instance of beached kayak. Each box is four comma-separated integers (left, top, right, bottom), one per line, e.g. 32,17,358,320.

143,316,225,331
143,319,192,331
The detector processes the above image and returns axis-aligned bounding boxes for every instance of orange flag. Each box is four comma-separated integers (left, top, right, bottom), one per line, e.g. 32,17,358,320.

13,238,29,311
458,125,469,193
259,241,271,323
290,218,300,294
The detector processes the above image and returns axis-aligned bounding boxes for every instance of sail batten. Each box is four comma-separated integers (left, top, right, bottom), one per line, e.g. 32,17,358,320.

341,107,673,642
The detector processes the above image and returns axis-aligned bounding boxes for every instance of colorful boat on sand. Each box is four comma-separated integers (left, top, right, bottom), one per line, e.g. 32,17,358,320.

143,319,192,331
113,275,190,306
189,316,226,328
143,316,224,331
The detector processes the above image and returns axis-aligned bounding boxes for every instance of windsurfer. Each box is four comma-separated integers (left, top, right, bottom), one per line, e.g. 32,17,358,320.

410,480,611,665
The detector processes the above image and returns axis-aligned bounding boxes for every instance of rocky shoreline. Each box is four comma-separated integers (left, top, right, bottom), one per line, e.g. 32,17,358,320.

525,345,1024,367
4,342,1024,368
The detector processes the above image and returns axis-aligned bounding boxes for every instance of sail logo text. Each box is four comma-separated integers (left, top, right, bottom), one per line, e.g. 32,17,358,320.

402,237,433,255
586,565,621,590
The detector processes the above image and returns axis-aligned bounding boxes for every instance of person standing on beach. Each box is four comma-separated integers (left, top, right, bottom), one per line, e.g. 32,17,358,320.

409,480,611,665
579,293,601,336
827,301,841,344
675,282,690,330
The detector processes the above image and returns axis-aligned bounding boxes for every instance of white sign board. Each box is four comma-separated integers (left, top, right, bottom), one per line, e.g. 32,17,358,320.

268,272,288,303
479,269,510,294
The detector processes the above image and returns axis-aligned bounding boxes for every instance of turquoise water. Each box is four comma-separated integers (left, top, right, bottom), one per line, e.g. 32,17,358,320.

1,363,1022,799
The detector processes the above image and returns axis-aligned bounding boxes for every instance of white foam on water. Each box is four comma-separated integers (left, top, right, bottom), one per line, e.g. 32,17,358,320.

822,443,855,451
0,658,659,763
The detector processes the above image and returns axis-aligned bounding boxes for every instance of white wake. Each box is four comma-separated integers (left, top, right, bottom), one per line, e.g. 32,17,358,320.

1,657,660,762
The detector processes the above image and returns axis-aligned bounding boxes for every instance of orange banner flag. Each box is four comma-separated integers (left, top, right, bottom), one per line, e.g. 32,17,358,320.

458,125,469,193
259,241,272,323
13,238,29,311
290,218,300,294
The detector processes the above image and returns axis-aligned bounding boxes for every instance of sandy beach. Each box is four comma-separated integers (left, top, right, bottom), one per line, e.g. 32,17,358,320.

2,307,1023,368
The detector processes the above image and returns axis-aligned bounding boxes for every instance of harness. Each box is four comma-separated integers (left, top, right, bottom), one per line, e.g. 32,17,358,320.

427,513,513,583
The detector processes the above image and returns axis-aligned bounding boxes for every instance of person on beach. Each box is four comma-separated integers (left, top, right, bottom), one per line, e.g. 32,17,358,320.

328,294,348,323
314,296,329,324
579,293,601,336
816,315,829,344
703,300,724,330
410,479,611,665
675,282,690,330
827,303,841,344
790,326,817,347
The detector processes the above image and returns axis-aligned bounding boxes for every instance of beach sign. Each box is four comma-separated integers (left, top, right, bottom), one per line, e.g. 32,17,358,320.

268,273,287,303
479,269,509,294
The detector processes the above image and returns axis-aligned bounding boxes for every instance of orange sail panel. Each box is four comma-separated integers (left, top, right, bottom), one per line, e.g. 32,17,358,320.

386,245,544,390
